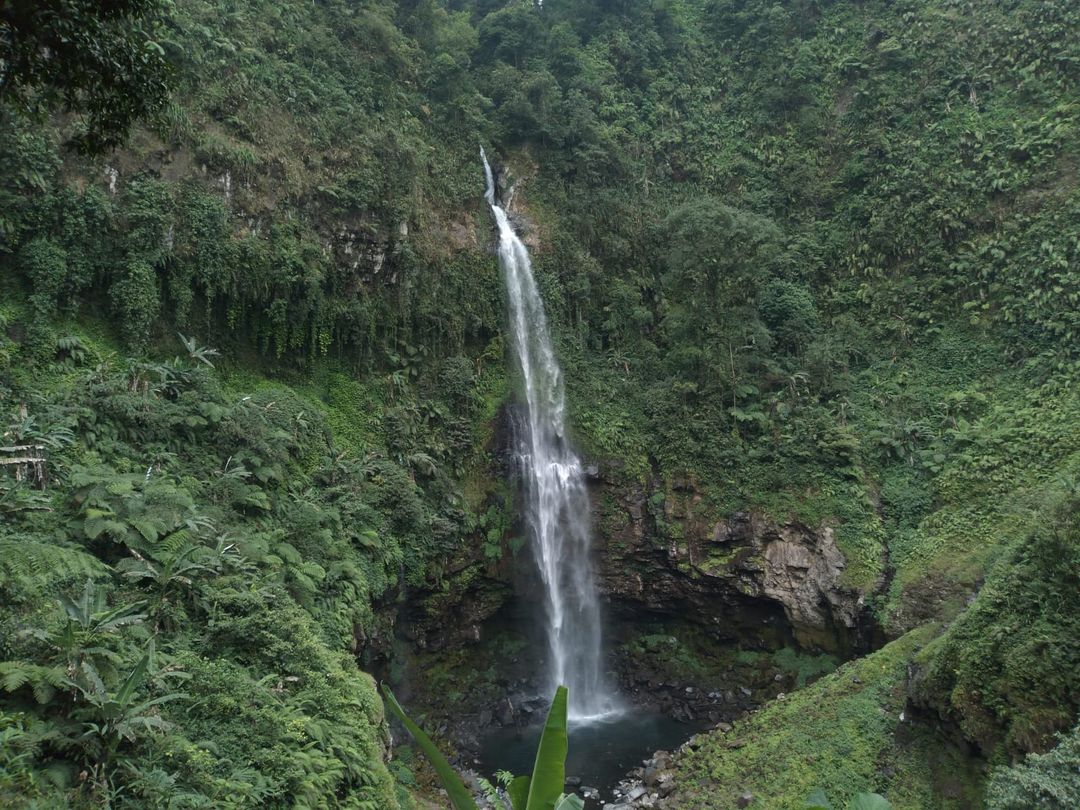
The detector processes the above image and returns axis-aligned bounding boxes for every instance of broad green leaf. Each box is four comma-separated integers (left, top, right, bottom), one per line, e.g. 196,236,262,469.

381,684,479,810
849,793,892,810
115,652,150,708
129,692,187,716
80,661,108,699
526,686,568,810
508,775,530,810
95,602,147,633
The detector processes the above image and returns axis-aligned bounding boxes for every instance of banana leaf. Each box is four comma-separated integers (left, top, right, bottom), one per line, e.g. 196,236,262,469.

526,686,568,810
381,684,479,810
509,775,531,810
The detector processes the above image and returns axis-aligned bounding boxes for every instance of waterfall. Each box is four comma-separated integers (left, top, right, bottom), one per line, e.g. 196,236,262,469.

481,148,619,721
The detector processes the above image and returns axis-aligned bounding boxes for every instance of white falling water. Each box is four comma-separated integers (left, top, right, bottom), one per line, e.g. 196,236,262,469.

482,149,619,721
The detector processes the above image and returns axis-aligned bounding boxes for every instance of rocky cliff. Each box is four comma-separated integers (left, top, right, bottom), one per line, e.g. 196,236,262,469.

591,468,878,655
390,457,878,669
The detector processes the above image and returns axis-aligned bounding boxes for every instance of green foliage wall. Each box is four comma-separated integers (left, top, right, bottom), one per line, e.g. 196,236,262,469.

985,725,1080,810
0,307,511,805
3,0,1080,806
912,489,1080,757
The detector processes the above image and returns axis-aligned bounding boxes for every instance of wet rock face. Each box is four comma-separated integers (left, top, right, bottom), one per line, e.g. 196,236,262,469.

757,522,859,643
394,570,513,653
321,218,398,287
594,475,871,654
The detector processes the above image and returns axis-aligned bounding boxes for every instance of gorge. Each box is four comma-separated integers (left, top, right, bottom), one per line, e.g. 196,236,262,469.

1,1,1078,809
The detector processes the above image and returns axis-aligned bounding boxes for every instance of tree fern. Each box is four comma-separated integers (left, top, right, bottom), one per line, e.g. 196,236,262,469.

0,661,68,705
0,538,108,594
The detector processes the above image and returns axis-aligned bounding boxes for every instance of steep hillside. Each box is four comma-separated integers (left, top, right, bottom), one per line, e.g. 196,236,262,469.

2,0,1079,807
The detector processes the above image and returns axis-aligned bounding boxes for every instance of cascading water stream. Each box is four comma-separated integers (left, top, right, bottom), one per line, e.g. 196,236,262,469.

482,148,619,722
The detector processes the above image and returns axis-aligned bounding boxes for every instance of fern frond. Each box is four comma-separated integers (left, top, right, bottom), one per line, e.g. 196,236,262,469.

0,538,108,594
0,661,69,704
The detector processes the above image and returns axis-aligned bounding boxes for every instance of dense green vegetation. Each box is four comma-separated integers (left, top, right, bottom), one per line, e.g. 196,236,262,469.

0,0,172,153
0,323,453,807
2,0,1079,806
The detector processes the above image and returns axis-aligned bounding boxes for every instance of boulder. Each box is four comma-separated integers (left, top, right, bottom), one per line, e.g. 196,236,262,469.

495,698,514,726
652,751,673,770
658,776,676,798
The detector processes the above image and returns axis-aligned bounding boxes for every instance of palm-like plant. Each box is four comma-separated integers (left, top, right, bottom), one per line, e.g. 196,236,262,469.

3,407,76,450
73,650,184,750
72,466,215,555
55,579,147,681
117,543,222,631
0,482,53,515
71,647,187,798
177,332,220,368
1,580,147,709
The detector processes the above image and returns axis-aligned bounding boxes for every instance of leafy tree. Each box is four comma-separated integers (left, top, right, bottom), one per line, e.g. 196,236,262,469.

759,279,818,353
69,646,187,796
54,578,146,681
658,198,782,394
0,0,171,152
985,725,1080,809
117,542,225,631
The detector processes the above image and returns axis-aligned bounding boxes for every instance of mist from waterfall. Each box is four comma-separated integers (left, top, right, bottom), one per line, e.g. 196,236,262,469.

482,148,619,721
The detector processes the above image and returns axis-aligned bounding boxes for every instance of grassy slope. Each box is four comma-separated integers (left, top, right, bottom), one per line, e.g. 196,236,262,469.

673,627,980,810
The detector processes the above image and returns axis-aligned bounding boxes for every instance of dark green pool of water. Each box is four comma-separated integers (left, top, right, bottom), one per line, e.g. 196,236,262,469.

477,710,709,806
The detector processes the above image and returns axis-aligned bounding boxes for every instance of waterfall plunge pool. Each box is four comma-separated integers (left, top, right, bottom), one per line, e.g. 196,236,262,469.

476,709,711,807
